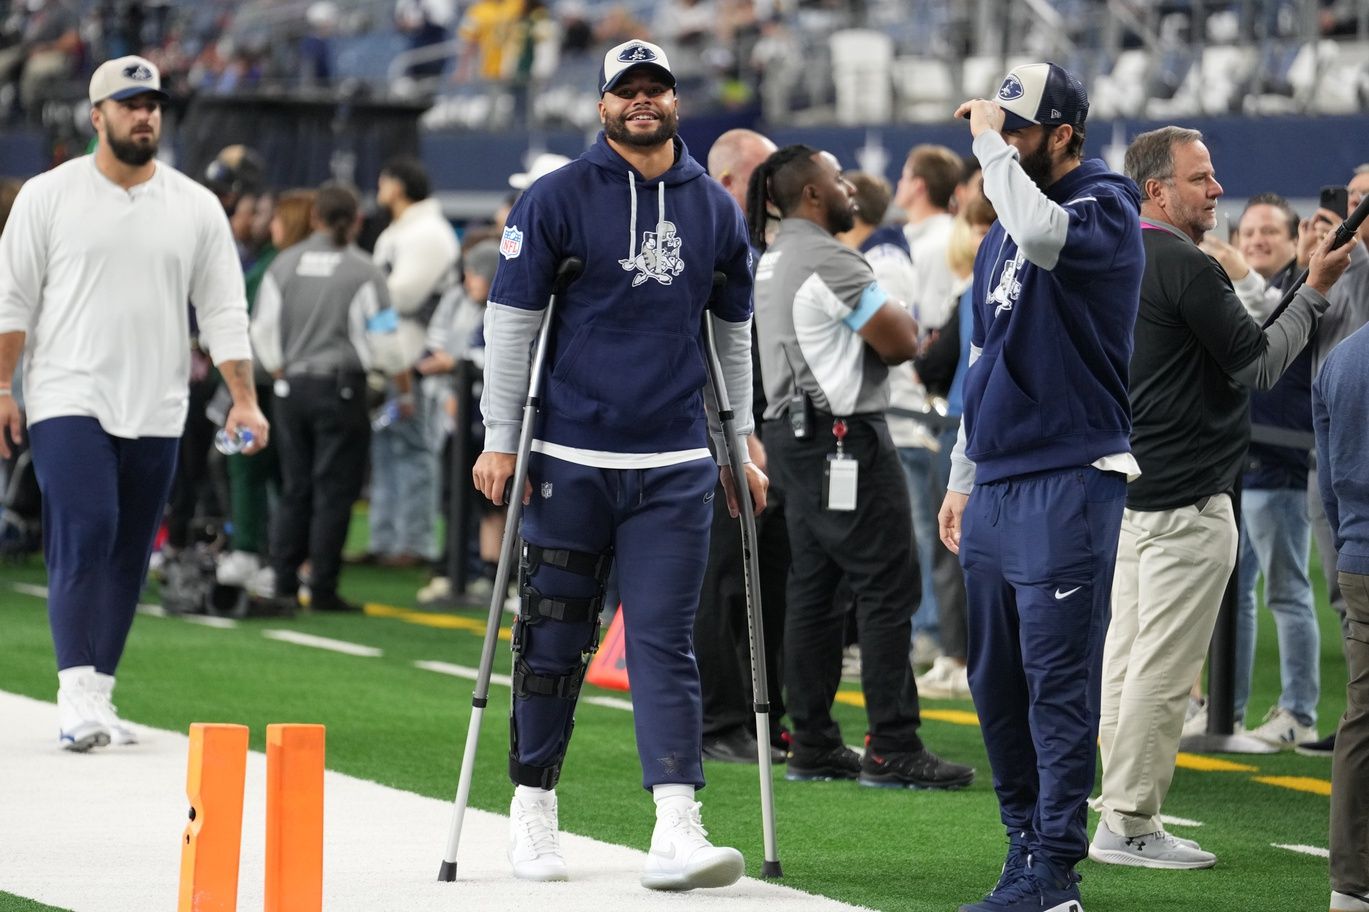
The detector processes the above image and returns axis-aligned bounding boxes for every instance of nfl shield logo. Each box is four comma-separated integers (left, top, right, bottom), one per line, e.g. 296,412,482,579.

541,482,553,499
500,225,524,259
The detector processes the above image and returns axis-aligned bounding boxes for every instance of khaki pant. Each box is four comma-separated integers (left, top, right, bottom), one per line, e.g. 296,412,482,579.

1332,571,1369,897
1098,495,1238,837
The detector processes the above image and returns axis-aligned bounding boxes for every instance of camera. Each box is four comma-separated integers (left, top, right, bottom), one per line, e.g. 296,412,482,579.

1320,185,1348,220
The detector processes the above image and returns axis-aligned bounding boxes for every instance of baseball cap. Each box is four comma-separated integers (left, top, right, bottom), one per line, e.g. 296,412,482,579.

599,39,676,95
994,62,1088,131
509,152,571,190
89,55,169,105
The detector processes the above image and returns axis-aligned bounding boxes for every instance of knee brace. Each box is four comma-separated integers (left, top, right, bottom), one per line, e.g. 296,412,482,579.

508,541,614,789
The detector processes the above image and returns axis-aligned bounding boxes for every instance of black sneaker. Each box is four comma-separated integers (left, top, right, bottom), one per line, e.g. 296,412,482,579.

702,727,760,764
311,592,362,613
859,747,975,790
1295,731,1336,757
786,743,861,781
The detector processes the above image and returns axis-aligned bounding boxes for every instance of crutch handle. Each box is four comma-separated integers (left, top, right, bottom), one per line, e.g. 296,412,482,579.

553,256,585,294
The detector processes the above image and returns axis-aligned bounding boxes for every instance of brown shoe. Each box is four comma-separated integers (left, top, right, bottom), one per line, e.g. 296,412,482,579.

378,553,425,569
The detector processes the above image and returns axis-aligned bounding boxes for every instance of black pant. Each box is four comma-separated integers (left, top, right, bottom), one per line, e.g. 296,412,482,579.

694,479,790,739
270,374,370,598
166,378,218,549
766,415,923,753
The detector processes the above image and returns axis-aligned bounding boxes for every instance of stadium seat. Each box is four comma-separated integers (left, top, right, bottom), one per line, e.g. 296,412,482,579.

829,28,894,125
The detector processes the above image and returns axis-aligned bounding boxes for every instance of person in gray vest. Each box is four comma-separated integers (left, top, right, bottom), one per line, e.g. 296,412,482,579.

250,183,405,613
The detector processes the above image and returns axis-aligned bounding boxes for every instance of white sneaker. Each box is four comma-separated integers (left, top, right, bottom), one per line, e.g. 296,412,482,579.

1181,697,1208,737
1248,706,1316,749
90,673,138,746
1089,819,1216,869
417,576,453,605
916,656,971,699
508,791,568,881
216,550,261,588
910,631,943,669
246,565,276,600
57,669,110,752
1331,890,1369,911
641,800,744,891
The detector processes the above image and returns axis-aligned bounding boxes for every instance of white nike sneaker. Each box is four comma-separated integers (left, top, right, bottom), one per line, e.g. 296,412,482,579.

90,673,138,746
57,669,110,752
216,550,261,588
1247,706,1316,749
508,791,568,881
641,800,744,891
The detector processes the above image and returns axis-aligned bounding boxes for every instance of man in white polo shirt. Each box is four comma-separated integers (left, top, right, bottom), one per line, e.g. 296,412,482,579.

0,55,268,752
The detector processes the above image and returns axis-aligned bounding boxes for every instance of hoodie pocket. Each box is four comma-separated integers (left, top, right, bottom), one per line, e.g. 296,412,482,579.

549,324,706,431
971,356,1042,455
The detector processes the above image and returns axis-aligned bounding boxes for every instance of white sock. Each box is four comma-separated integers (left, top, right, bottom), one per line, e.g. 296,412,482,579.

652,784,695,812
515,785,553,803
57,665,95,690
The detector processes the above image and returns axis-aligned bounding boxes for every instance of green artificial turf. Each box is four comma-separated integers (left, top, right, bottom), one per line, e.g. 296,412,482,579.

0,894,68,912
0,513,1351,911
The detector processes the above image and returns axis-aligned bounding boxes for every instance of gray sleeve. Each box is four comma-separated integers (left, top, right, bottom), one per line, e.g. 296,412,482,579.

1229,285,1329,390
974,131,1069,270
707,315,755,464
946,344,982,493
479,301,544,453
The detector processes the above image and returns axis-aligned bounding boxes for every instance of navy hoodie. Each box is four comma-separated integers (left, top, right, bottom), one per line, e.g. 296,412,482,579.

963,157,1143,484
487,133,754,453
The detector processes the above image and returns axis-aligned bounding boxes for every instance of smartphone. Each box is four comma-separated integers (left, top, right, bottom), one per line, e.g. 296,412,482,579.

1320,185,1349,219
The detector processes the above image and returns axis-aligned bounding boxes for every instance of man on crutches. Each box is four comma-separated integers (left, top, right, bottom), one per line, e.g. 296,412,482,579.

470,38,766,890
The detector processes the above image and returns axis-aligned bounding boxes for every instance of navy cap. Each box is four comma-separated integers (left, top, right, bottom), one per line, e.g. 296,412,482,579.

995,62,1088,131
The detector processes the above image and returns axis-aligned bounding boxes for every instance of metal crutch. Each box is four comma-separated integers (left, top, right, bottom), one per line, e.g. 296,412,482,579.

701,271,783,878
438,255,584,882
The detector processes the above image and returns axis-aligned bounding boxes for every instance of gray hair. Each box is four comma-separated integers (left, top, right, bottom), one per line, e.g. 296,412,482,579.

1124,126,1204,199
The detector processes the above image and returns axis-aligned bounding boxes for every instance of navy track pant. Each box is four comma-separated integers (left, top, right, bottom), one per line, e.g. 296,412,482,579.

515,451,717,790
29,416,178,674
959,466,1125,868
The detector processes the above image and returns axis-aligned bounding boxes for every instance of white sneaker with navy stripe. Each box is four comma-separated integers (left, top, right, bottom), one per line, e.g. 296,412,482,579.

641,800,744,891
57,667,110,752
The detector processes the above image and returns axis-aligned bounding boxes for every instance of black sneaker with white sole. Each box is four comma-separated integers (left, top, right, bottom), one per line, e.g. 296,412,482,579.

785,744,861,781
1296,731,1336,757
859,747,975,790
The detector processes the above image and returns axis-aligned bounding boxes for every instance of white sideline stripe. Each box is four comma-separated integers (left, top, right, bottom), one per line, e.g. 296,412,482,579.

136,603,166,617
416,659,512,688
0,690,871,912
181,615,239,629
1273,843,1331,858
1160,814,1203,828
414,661,635,712
263,629,382,657
9,582,49,599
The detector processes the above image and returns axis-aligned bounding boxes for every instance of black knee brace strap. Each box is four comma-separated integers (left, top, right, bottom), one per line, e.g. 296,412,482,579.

509,754,561,789
522,542,613,582
512,657,587,701
520,586,603,624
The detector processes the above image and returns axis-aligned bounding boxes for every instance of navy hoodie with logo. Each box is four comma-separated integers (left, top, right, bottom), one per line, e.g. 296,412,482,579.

963,153,1144,485
486,133,754,453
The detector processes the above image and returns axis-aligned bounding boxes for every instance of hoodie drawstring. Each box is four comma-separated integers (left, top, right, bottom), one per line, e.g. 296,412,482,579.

623,171,668,268
657,181,666,254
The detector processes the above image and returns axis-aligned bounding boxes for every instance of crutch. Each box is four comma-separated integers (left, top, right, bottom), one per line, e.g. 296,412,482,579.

438,255,584,882
701,271,783,878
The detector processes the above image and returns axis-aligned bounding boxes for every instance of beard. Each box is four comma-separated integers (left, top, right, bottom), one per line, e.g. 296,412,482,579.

1018,131,1055,190
828,201,856,235
603,106,679,149
107,129,158,166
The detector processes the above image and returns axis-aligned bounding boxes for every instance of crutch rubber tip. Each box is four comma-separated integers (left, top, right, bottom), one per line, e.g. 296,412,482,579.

761,861,783,879
438,860,458,882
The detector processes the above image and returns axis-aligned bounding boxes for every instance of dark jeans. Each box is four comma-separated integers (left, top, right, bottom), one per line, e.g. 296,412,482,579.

270,374,370,599
694,479,789,739
766,415,924,753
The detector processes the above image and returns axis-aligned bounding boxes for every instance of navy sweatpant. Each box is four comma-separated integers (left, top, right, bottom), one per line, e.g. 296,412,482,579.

515,451,716,790
959,466,1125,868
28,417,179,674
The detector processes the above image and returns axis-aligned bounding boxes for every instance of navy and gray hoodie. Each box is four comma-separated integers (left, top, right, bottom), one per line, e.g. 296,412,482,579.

481,133,755,457
950,132,1144,489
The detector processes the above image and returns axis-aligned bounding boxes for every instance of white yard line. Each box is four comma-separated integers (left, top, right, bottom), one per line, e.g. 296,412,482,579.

9,582,50,599
1159,814,1203,828
0,690,869,912
584,695,634,712
415,659,512,689
1273,844,1331,859
262,630,382,657
181,615,239,629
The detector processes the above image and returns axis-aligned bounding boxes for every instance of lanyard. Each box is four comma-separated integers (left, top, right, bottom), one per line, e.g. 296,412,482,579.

832,418,848,458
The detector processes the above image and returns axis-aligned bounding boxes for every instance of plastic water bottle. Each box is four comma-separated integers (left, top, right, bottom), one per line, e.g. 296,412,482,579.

214,427,255,455
371,399,401,432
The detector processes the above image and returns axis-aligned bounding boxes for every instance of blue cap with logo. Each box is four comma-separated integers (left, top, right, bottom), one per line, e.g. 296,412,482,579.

995,62,1088,131
89,55,170,104
599,39,676,95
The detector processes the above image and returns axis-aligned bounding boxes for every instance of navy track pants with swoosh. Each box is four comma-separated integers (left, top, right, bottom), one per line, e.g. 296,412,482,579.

959,465,1126,868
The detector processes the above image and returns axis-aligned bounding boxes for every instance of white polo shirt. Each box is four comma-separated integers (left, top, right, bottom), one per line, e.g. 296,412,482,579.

0,155,250,438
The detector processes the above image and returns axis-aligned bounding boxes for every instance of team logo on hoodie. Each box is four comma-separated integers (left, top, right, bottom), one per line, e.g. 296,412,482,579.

619,220,685,287
988,249,1025,318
